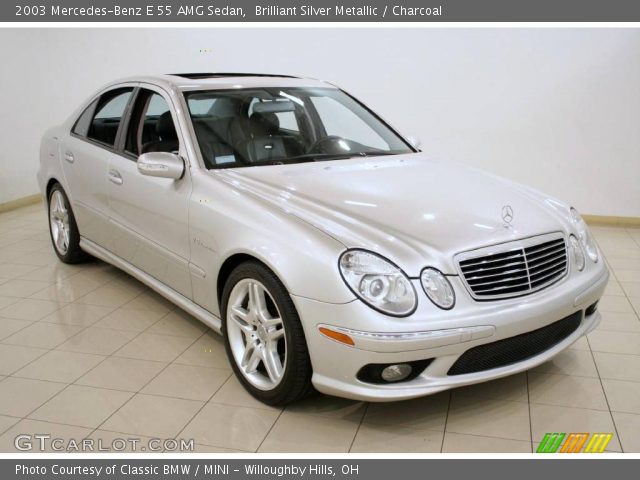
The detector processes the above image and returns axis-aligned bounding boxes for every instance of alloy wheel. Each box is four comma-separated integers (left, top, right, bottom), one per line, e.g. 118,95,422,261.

49,190,70,255
226,279,287,391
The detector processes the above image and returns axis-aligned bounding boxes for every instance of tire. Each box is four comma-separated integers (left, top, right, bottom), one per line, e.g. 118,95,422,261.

221,261,313,405
47,183,91,264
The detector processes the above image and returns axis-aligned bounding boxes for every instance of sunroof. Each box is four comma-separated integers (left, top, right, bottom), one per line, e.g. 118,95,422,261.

169,73,299,79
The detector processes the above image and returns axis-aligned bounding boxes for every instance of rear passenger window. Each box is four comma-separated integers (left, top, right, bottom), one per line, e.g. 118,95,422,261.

86,88,133,147
72,99,98,137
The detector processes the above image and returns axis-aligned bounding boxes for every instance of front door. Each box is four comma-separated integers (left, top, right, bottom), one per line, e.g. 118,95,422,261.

106,86,193,298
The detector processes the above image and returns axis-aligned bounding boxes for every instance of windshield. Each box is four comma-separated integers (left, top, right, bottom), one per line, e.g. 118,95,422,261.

184,87,414,169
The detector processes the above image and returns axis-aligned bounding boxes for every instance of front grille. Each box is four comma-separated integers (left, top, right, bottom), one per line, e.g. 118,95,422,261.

448,311,582,375
458,234,568,300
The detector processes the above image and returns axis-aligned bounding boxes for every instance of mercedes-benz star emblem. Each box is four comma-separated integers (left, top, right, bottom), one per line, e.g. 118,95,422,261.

502,205,514,226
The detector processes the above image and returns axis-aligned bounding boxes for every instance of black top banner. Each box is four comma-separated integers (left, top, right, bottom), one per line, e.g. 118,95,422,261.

5,0,640,22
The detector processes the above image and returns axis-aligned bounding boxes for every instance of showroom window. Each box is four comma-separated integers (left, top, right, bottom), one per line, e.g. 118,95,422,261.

84,88,134,147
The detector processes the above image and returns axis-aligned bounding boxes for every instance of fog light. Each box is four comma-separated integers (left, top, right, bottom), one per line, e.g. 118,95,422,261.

381,364,412,382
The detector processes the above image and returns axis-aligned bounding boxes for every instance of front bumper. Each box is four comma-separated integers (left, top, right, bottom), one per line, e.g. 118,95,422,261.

292,261,609,402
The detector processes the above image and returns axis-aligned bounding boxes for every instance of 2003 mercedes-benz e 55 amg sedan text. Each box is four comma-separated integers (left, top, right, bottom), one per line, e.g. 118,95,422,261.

38,73,609,405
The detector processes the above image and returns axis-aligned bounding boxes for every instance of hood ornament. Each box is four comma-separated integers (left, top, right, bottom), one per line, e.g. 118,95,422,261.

502,205,514,227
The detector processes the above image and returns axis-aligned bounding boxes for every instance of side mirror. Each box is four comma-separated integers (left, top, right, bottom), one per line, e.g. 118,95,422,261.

137,152,184,180
406,136,422,150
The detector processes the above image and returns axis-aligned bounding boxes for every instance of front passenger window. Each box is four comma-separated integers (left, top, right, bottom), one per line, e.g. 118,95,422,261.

125,91,179,156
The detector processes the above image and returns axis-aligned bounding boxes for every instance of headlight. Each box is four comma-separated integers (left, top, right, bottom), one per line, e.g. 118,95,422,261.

569,235,585,271
339,250,417,317
420,268,455,310
570,207,598,263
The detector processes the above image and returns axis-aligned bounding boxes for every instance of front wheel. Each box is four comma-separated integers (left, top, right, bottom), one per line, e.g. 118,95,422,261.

221,261,313,405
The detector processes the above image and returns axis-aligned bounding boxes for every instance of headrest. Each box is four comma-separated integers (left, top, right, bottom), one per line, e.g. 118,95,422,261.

249,112,279,136
156,111,177,140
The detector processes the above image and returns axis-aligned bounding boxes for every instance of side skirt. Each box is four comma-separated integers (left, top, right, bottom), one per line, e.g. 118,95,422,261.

80,237,222,333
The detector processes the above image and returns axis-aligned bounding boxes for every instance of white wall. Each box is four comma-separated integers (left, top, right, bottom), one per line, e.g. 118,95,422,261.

1,28,638,216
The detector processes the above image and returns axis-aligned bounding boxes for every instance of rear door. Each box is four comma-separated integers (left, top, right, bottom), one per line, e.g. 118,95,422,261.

61,87,135,250
106,86,193,298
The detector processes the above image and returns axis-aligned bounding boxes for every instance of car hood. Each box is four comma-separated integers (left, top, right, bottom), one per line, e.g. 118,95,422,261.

215,153,571,276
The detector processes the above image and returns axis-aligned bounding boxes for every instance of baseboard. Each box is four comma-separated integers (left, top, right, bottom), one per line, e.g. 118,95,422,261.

584,214,640,228
0,194,42,214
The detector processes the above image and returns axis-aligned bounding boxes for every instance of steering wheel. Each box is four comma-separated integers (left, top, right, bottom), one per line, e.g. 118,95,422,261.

307,136,347,154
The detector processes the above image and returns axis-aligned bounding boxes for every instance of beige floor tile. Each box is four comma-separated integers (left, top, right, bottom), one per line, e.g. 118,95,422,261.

351,424,443,453
0,296,19,310
30,275,103,303
0,263,39,280
0,414,19,436
612,412,640,453
114,333,194,362
0,317,32,340
593,352,640,382
210,376,280,411
597,311,640,333
94,308,164,332
141,364,230,401
146,310,207,339
0,279,51,298
121,290,174,314
363,392,449,431
602,379,640,415
598,296,635,314
0,344,48,375
56,327,137,355
568,336,590,351
2,322,83,349
259,411,358,453
446,395,530,441
621,282,640,298
101,393,203,438
588,330,640,355
10,251,58,267
39,303,113,326
0,377,66,417
182,403,278,451
76,357,166,392
528,372,608,410
189,444,247,453
442,432,532,453
174,331,229,368
285,393,367,422
532,349,599,377
76,283,140,308
604,281,625,297
452,373,528,402
14,350,105,383
617,269,640,282
29,385,133,428
530,404,621,451
630,297,640,315
18,264,79,283
0,419,93,452
0,298,64,320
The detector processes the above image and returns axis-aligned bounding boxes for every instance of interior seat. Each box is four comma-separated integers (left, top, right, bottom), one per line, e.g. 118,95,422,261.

243,112,303,163
141,111,179,154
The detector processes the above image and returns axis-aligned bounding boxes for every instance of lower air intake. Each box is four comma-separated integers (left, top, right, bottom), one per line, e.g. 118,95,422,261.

448,311,582,375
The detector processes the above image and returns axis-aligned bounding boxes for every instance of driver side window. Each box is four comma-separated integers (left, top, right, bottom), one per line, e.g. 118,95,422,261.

125,90,179,157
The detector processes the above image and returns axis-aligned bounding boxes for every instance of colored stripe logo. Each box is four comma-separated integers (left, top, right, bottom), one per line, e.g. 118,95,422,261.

537,433,612,453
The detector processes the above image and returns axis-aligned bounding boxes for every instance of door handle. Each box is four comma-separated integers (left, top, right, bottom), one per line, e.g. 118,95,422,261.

108,169,123,185
64,152,74,163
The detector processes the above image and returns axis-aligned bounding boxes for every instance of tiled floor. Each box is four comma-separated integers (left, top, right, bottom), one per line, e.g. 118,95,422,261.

0,202,639,453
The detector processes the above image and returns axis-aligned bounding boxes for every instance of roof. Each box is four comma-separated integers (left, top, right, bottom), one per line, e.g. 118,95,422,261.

109,73,335,92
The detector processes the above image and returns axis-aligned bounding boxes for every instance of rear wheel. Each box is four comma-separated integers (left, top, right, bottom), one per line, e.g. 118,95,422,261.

221,261,313,405
48,184,91,264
